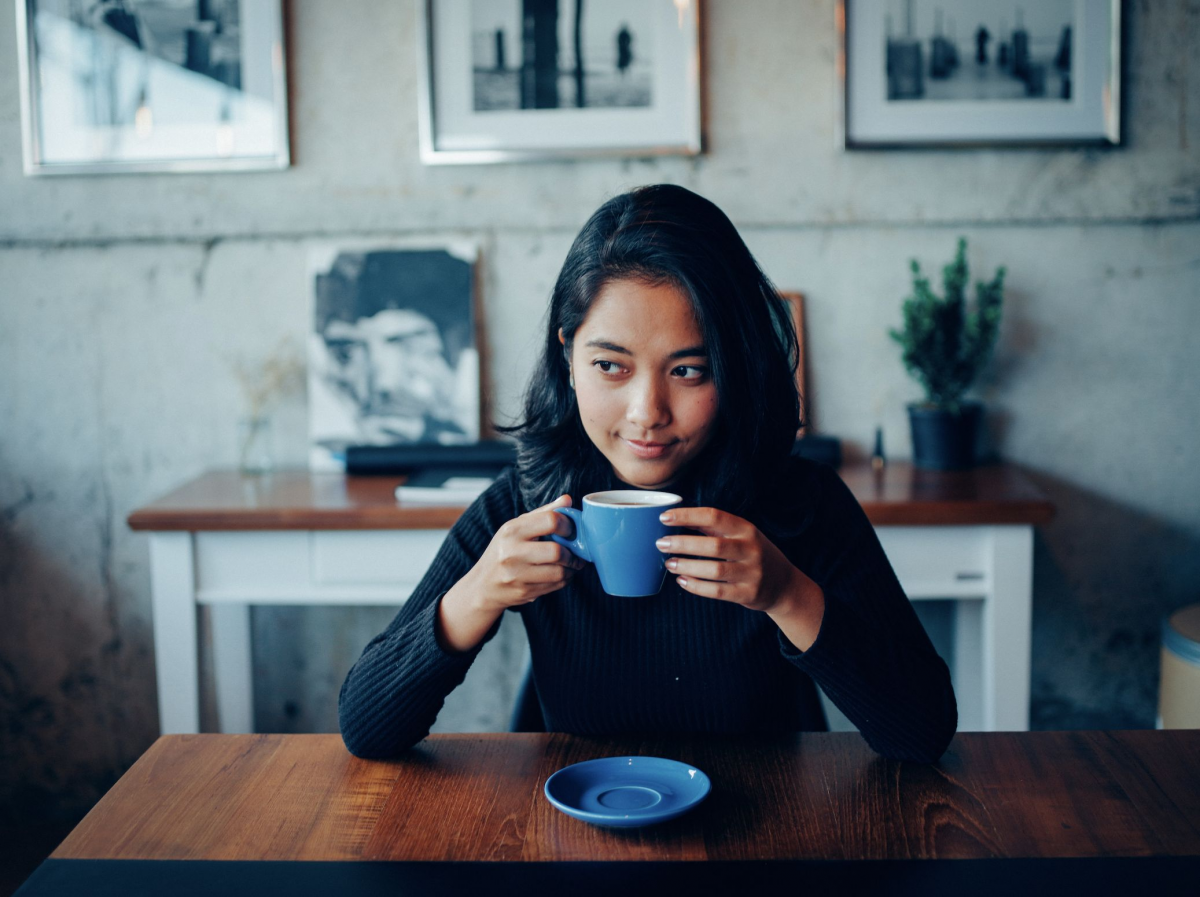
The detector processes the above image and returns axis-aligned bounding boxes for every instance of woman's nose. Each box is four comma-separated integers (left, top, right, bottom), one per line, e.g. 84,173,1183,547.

625,376,672,429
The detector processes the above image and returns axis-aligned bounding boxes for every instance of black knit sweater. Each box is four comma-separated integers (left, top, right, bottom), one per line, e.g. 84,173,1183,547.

338,457,957,763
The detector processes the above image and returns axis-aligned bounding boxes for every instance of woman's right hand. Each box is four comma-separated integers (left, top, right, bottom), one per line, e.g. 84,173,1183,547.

470,494,586,611
436,495,585,653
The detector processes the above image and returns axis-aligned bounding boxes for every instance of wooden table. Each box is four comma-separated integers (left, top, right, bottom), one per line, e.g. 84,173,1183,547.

17,732,1200,895
127,462,1053,735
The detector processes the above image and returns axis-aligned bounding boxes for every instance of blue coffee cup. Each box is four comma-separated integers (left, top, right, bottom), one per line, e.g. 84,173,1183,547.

551,490,683,597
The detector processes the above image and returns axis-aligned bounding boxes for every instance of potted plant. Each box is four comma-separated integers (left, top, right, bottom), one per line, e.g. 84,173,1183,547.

889,238,1005,470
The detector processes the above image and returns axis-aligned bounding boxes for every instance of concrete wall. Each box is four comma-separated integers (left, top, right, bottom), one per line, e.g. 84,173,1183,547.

2,1,1198,817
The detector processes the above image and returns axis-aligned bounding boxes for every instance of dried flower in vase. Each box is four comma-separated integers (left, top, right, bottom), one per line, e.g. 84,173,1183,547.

230,337,307,421
228,338,306,473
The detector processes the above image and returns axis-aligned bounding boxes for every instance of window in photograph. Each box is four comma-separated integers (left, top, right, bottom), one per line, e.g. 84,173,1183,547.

16,0,290,174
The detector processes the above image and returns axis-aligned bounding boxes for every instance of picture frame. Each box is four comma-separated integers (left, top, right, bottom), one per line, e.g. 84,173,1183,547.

16,0,290,175
840,0,1122,148
418,0,703,164
307,242,482,471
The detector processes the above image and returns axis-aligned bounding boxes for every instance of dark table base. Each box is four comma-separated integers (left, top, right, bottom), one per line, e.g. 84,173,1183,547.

17,857,1200,897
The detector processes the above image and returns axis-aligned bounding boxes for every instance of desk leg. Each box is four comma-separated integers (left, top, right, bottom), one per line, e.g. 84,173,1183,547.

210,603,255,734
983,526,1033,731
953,600,984,732
149,533,200,734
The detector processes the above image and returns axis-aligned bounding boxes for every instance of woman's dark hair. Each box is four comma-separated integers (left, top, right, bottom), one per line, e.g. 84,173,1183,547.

498,184,801,524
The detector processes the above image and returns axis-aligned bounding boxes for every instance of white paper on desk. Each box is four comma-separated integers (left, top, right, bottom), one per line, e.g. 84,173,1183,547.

395,477,493,506
440,477,494,489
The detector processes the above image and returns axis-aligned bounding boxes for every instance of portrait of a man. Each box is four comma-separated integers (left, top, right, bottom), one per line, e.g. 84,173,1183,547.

308,247,479,468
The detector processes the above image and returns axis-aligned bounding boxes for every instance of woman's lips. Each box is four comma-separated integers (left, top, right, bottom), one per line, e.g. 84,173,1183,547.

623,438,675,459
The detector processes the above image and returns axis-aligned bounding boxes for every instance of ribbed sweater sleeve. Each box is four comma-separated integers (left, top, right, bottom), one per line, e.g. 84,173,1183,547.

780,464,958,763
337,471,519,758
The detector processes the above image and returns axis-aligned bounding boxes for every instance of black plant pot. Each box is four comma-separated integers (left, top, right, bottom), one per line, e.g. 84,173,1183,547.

908,402,983,470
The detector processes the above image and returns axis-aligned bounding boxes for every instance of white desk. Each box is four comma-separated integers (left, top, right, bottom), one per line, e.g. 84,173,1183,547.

129,465,1054,735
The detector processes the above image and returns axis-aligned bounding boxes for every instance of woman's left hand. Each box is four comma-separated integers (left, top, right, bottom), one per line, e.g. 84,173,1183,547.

656,507,806,614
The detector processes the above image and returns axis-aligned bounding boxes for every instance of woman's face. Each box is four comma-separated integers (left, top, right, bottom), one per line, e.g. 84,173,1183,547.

563,278,719,490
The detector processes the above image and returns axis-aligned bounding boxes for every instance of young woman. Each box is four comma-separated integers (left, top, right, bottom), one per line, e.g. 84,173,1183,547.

338,185,957,763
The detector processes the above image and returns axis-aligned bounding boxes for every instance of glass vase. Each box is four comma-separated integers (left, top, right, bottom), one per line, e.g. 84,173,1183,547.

237,416,274,474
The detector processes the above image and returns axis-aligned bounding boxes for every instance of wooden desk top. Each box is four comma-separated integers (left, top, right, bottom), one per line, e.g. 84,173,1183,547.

126,462,1054,531
54,731,1199,863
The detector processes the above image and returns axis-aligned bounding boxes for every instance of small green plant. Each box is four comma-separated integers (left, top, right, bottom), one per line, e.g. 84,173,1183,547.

889,237,1006,413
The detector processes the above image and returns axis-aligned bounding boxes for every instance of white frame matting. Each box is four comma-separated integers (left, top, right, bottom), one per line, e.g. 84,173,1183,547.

418,0,702,164
840,0,1122,147
16,0,290,174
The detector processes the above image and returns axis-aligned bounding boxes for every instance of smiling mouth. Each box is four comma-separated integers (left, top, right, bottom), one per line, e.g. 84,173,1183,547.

623,438,676,459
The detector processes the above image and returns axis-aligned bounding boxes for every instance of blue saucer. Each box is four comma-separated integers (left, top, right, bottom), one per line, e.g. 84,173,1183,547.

544,756,712,828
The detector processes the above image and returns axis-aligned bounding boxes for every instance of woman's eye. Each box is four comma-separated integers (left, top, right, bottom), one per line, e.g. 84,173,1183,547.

673,365,708,380
593,360,623,374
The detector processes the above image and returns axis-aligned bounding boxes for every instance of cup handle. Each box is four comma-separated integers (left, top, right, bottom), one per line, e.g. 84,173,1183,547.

549,507,592,563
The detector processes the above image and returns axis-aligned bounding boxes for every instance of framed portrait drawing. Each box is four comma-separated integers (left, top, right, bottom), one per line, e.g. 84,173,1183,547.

418,0,702,164
841,0,1122,147
16,0,290,175
308,243,482,471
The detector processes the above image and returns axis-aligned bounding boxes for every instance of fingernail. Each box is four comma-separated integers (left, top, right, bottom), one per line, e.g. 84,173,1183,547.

659,512,674,523
666,558,678,571
656,538,671,550
677,576,689,587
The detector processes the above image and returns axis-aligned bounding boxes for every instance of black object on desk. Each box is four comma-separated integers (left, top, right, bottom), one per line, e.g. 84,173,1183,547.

351,438,836,475
791,434,841,468
345,440,517,475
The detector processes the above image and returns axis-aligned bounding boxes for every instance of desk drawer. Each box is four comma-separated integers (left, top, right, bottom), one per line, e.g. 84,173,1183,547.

875,526,991,598
312,530,450,585
196,532,312,591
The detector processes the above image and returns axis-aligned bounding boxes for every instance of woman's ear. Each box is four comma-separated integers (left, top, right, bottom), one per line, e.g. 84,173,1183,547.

558,328,566,346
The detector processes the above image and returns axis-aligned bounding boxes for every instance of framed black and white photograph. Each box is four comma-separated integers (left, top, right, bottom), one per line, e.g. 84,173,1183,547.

841,0,1122,147
16,0,289,175
418,0,702,164
308,244,482,471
